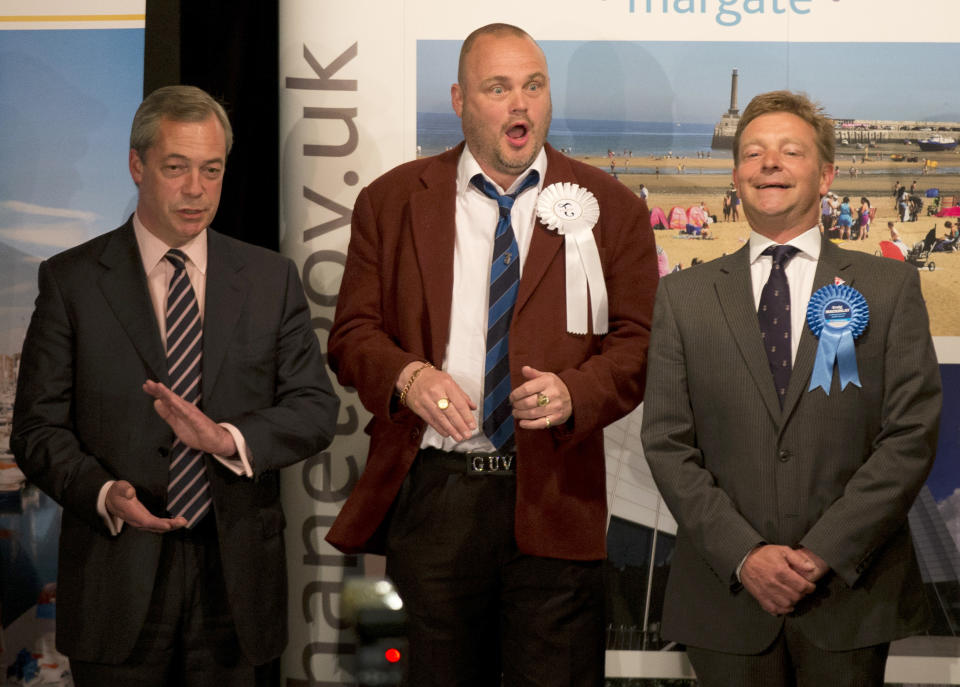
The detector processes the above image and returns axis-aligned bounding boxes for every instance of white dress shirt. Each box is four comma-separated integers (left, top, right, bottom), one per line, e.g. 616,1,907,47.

96,214,253,534
737,224,821,580
421,145,547,452
748,225,822,364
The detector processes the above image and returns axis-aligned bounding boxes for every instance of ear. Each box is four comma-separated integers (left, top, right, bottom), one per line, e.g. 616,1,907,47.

129,149,143,186
451,83,464,118
731,168,738,193
818,163,836,197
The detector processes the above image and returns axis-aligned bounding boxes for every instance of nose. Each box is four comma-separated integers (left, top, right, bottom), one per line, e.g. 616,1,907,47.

760,149,782,170
182,169,203,197
508,89,527,112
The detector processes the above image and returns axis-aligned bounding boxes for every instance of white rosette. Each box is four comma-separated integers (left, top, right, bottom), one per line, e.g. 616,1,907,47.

536,183,606,335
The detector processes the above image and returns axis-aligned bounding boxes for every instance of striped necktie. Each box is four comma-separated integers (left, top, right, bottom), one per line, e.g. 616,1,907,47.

164,249,211,527
471,170,540,451
758,244,799,406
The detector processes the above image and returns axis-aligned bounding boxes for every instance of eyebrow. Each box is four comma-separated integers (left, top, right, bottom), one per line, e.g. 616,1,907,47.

163,153,224,166
480,71,548,86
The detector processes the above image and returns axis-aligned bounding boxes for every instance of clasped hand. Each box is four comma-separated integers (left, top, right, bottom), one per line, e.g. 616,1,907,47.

740,545,829,616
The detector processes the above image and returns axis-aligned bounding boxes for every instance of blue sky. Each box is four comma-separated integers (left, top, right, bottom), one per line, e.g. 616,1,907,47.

419,41,960,125
0,29,143,258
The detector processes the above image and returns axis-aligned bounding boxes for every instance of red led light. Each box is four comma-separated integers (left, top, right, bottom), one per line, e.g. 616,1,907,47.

384,648,402,664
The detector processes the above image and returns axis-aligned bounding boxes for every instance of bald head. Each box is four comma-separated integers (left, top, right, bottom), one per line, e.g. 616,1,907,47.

457,23,538,89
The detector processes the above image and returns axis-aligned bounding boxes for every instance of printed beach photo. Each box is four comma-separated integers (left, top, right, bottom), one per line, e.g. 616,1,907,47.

418,39,960,336
418,37,960,655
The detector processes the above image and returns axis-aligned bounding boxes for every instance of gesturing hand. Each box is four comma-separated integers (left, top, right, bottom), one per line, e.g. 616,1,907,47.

142,380,236,456
105,480,187,533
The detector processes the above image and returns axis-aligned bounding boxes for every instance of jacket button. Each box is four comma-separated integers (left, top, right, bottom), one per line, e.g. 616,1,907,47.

778,450,790,463
410,427,421,442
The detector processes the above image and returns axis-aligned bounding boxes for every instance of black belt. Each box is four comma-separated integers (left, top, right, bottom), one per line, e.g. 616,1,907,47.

419,447,517,475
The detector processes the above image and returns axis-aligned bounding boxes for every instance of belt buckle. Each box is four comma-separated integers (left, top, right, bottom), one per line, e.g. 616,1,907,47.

467,453,515,475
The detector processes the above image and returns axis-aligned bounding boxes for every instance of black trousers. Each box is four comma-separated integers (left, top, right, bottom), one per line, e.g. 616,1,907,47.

686,621,889,687
70,516,279,687
385,452,605,687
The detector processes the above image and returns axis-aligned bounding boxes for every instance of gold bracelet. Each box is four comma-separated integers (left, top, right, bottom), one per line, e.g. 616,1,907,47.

399,362,434,407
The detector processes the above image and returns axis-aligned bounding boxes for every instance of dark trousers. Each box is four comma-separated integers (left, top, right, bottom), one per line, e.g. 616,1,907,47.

385,452,605,687
71,517,279,687
686,621,889,687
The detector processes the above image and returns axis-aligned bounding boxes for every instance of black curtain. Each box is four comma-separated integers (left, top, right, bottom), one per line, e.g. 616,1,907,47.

144,0,279,251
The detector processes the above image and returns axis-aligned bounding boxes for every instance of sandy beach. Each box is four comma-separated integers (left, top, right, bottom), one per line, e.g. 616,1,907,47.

575,149,960,335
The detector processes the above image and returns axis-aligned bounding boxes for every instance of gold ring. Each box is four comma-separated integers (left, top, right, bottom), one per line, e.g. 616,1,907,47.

537,393,549,407
436,398,450,410
544,416,551,429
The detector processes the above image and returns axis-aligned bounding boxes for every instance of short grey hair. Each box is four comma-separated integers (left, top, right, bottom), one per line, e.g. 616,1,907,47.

130,85,233,160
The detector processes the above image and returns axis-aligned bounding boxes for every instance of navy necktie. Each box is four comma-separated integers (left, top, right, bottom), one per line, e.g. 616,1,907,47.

471,170,540,451
164,249,211,527
758,245,800,406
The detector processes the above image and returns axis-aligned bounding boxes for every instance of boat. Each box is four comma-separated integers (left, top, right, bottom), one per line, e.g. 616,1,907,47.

917,135,958,151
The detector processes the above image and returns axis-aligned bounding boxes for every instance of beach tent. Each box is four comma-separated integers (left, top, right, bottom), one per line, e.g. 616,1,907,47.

668,206,688,230
687,205,708,228
650,206,669,231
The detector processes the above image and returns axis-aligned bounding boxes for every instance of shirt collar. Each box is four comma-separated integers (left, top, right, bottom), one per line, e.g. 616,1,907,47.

456,143,547,197
749,225,821,265
133,212,208,275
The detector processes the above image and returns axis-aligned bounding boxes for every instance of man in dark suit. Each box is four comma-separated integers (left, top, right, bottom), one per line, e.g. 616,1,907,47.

641,91,941,686
325,23,657,686
11,85,339,686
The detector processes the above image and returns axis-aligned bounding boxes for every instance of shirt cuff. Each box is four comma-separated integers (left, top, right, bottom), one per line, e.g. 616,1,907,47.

215,422,253,477
97,481,125,536
736,542,766,584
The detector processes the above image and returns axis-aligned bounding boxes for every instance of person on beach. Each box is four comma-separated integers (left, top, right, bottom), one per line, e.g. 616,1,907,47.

837,195,853,239
858,196,872,240
888,221,909,257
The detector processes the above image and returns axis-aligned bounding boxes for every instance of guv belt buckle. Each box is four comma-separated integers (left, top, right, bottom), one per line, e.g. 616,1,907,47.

467,453,516,474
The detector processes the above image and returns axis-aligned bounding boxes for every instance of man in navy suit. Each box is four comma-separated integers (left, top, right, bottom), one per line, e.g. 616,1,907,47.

12,85,339,687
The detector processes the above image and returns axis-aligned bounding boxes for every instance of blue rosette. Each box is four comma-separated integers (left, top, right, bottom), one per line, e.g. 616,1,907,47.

806,284,869,394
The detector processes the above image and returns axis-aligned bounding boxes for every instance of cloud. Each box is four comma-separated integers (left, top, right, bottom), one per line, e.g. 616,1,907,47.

0,200,98,222
0,222,90,250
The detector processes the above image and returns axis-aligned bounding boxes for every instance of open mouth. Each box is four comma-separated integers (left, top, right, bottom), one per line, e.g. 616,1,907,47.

505,122,530,147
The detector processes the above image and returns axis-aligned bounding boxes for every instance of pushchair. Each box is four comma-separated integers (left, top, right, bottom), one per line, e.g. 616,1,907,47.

905,227,938,271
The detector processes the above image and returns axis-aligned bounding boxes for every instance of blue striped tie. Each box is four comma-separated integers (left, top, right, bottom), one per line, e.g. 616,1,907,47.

471,170,540,451
163,249,211,527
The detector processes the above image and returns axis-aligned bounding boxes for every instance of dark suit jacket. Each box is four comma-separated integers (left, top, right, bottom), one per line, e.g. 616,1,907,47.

11,219,339,664
641,237,941,653
325,143,658,561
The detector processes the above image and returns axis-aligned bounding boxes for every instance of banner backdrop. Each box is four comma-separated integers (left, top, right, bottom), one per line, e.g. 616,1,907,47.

279,1,960,683
0,2,145,683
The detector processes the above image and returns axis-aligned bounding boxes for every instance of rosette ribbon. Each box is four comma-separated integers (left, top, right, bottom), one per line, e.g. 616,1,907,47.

806,284,869,394
536,183,606,334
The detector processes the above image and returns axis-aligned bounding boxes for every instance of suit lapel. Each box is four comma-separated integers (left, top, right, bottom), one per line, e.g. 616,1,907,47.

202,230,248,400
97,221,168,382
409,149,459,362
715,245,783,423
781,238,855,421
515,145,565,316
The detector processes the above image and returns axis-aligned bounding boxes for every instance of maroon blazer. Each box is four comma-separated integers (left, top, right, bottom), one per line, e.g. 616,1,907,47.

326,143,657,560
